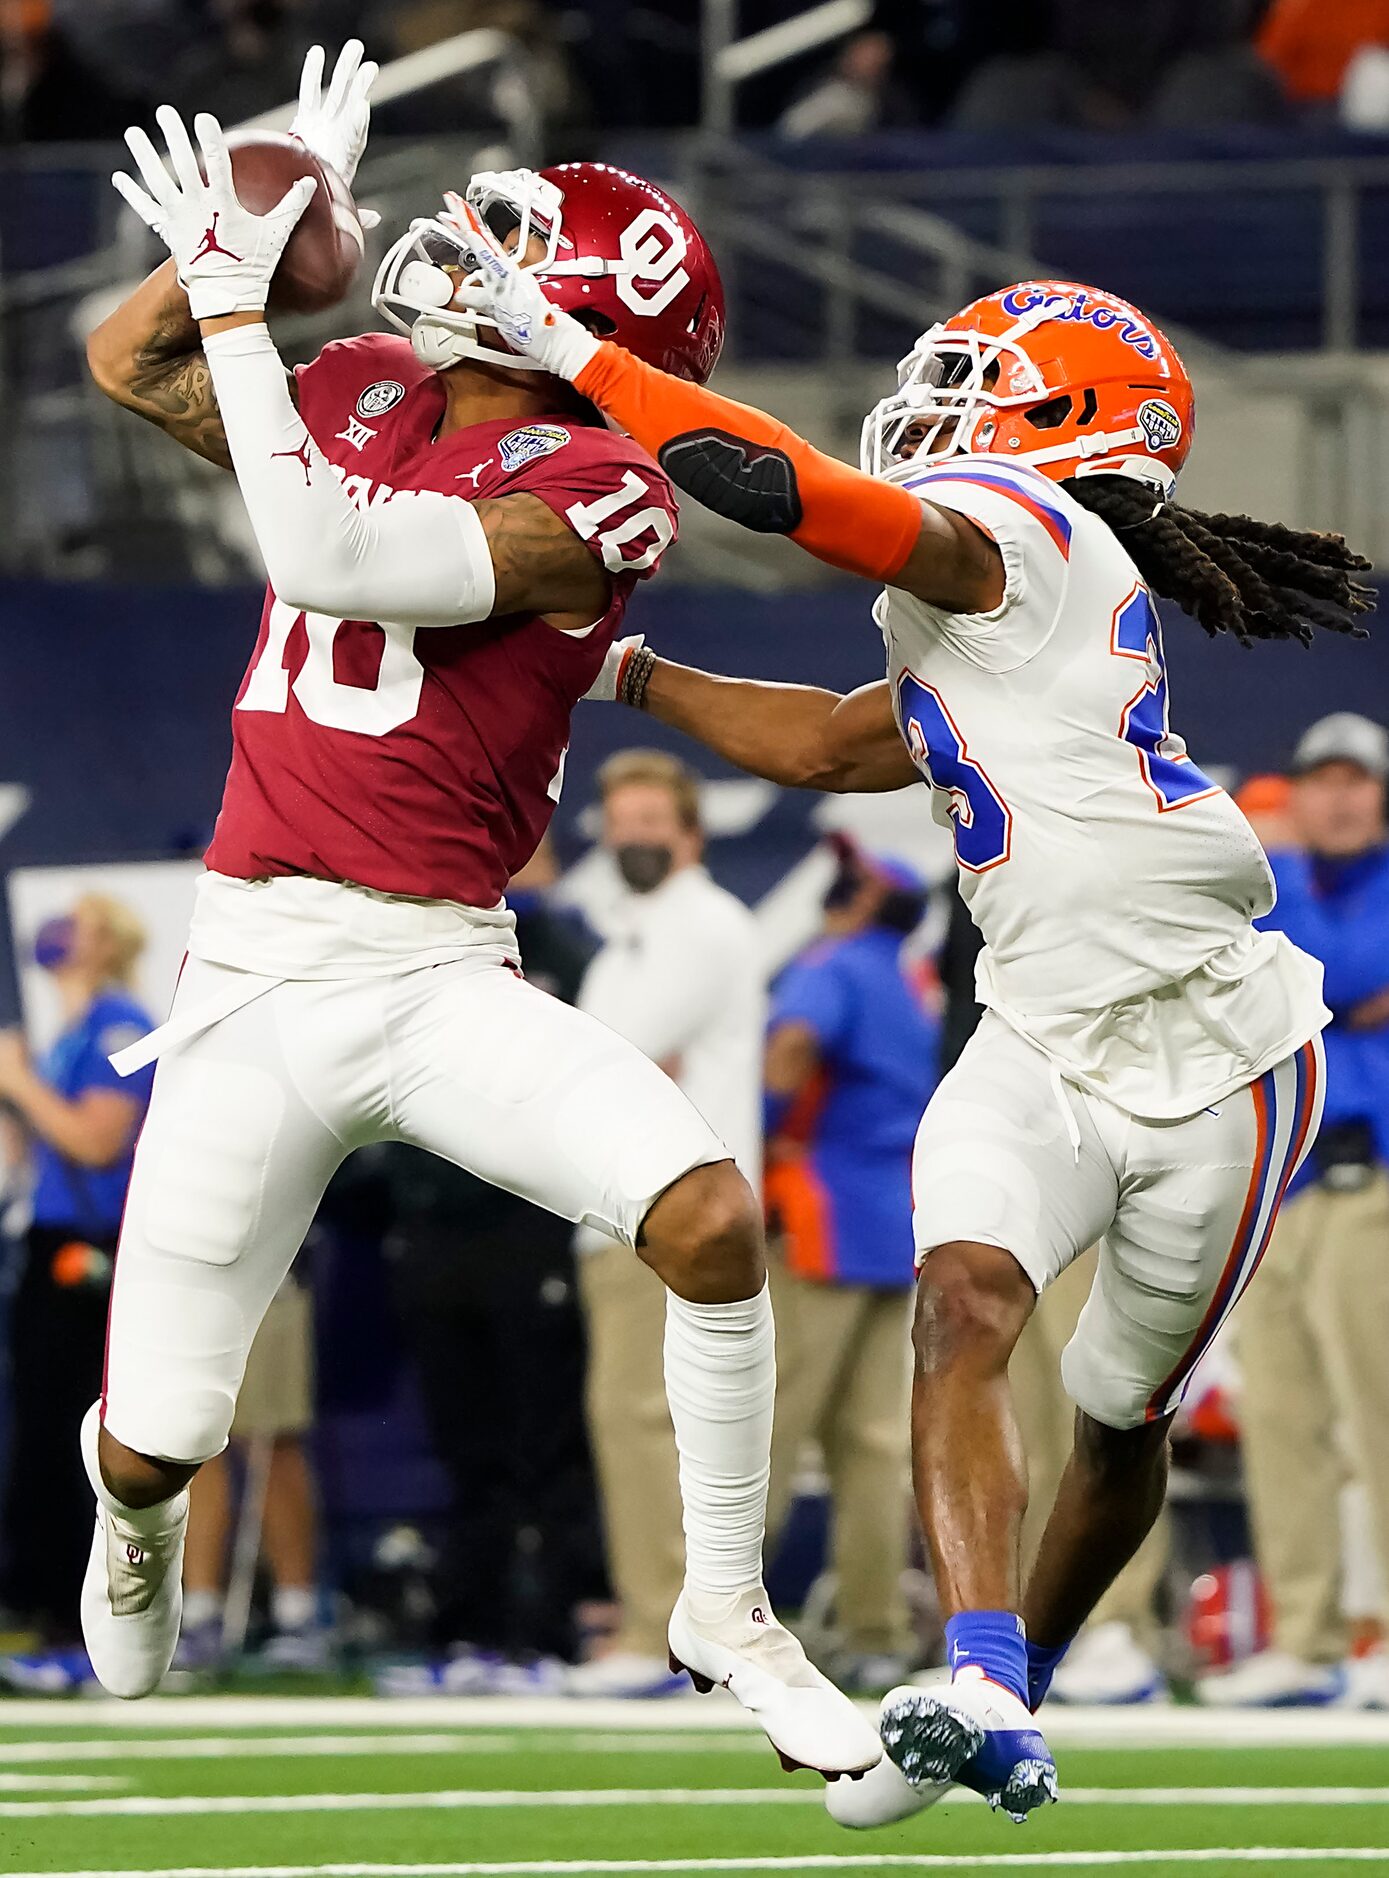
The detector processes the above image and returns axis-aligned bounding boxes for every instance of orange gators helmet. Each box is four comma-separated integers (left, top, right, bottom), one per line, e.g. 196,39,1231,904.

861,280,1194,497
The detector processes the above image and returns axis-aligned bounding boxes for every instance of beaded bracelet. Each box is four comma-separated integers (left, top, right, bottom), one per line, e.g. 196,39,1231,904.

619,644,658,711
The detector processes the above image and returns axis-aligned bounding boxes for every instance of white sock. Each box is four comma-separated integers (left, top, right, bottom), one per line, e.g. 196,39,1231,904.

81,1403,186,1537
181,1589,223,1630
272,1585,317,1632
664,1281,775,1622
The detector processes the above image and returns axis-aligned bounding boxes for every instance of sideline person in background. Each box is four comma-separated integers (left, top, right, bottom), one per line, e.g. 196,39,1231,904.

175,1268,324,1673
385,835,606,1681
1200,713,1389,1710
567,751,766,1697
1234,773,1298,855
763,835,939,1693
0,895,153,1641
1009,1252,1171,1705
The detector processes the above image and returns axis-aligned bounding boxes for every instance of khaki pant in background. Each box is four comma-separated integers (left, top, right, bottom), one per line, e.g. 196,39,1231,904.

1010,1250,1170,1644
231,1277,315,1442
577,1240,684,1660
766,1261,915,1658
577,1240,916,1660
1235,1171,1389,1664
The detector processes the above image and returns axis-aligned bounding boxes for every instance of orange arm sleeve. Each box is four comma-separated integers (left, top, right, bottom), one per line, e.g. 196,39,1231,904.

574,341,922,583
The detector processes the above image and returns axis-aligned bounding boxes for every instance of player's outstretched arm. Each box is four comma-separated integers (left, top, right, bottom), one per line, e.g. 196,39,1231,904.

106,109,606,629
573,346,1002,613
86,259,237,471
595,641,918,794
449,220,1004,612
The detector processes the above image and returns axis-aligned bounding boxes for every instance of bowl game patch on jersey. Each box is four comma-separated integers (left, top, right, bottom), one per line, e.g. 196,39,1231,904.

499,424,571,473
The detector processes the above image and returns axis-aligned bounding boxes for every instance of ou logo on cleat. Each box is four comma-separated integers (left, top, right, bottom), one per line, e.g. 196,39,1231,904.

751,1606,769,1626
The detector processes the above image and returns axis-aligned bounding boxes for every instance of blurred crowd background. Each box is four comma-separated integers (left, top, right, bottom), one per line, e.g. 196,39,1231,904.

11,0,1389,142
1,0,1389,1712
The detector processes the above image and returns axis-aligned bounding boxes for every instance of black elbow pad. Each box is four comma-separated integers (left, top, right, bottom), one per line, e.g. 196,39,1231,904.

657,429,803,535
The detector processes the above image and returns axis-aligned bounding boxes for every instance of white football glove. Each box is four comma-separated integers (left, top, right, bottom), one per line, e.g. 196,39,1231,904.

444,198,601,383
584,634,645,703
290,39,381,227
113,106,317,322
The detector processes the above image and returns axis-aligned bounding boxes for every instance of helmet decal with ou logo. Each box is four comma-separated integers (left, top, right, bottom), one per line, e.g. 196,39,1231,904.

373,162,724,382
616,208,690,317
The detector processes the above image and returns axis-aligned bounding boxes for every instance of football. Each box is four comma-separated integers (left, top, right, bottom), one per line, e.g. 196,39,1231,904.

225,130,363,314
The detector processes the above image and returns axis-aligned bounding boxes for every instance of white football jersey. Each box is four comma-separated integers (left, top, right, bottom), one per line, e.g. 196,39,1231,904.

875,455,1327,1118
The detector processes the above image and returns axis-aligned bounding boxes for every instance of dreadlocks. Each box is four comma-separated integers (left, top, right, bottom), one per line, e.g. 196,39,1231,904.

1061,474,1376,648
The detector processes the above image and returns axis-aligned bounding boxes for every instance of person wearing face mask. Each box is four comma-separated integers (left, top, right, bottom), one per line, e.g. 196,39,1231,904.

568,750,765,1696
1197,714,1389,1711
0,895,154,1648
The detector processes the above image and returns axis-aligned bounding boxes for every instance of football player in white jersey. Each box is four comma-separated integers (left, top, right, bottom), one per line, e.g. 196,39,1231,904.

451,231,1374,1822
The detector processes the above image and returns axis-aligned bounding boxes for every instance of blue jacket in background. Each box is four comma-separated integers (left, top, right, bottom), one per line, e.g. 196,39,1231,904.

765,926,940,1288
1259,845,1389,1194
31,989,155,1238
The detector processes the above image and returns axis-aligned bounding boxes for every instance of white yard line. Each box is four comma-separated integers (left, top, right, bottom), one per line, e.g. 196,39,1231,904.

6,1852,1389,1876
0,1734,774,1765
1,1694,1388,1748
0,1774,126,1791
2,1784,1388,1818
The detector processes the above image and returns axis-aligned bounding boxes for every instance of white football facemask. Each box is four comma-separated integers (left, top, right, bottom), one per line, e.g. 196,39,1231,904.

372,166,647,373
860,322,1050,478
372,168,568,372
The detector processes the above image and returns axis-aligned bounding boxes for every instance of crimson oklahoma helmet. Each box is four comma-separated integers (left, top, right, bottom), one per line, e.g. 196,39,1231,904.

862,280,1194,497
373,161,725,384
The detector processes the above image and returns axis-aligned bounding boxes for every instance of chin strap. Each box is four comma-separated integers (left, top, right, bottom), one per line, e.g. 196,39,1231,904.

991,426,1177,498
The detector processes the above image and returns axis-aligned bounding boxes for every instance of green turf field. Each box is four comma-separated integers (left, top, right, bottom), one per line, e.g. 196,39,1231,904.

0,1698,1385,1877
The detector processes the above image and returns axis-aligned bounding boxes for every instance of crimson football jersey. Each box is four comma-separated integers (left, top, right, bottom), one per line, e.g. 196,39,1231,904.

205,332,678,907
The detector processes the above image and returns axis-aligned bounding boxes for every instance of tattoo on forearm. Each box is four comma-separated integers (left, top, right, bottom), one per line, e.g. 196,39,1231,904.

127,335,232,470
116,299,294,473
480,493,610,617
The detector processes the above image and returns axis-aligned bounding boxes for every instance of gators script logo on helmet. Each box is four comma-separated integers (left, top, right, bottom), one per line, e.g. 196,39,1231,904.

861,280,1194,497
373,161,725,385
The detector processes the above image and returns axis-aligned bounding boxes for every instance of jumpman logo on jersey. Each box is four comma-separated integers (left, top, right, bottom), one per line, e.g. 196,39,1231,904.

189,212,242,265
455,460,493,490
272,440,314,486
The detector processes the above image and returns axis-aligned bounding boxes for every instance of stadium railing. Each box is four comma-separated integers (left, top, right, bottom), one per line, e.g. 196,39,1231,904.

6,125,1389,580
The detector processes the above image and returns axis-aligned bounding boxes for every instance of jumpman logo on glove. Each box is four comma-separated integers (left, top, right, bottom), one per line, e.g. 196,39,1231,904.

190,212,243,265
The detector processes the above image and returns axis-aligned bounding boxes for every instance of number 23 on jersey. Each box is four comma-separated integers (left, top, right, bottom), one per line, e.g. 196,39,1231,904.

896,583,1217,871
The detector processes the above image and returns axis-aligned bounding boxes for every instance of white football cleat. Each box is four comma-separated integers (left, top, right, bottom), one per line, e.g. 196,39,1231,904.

1193,1648,1346,1709
1343,1651,1389,1712
79,1406,188,1700
564,1650,689,1698
1049,1621,1167,1705
880,1668,1058,1823
826,1687,952,1828
668,1589,882,1778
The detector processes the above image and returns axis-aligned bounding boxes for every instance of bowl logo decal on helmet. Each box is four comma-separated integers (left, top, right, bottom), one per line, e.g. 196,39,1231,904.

1138,398,1183,455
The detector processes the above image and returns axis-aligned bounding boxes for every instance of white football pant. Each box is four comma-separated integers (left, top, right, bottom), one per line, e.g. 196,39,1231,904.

103,953,727,1463
912,1014,1324,1430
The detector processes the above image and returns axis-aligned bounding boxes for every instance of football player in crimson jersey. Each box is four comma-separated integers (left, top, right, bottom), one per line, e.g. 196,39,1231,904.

452,227,1375,1820
77,47,882,1779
